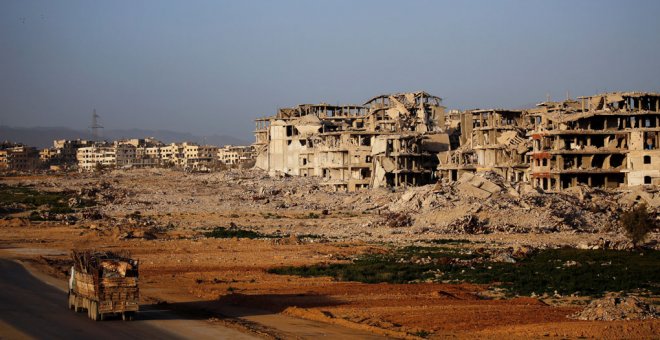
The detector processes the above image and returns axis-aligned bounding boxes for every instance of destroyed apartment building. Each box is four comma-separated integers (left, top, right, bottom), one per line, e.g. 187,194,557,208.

254,91,455,191
527,92,660,190
255,91,659,192
437,109,531,183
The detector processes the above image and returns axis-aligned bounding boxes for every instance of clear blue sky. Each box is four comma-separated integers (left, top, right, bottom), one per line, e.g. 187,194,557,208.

2,0,659,139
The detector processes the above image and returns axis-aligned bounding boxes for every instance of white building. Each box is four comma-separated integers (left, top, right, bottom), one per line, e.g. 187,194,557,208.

217,145,255,166
77,145,116,171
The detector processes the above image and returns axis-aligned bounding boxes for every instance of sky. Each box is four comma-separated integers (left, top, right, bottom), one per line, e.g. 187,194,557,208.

1,0,660,140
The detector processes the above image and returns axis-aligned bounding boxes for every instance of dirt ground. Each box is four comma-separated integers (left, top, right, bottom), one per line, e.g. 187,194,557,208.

1,170,658,339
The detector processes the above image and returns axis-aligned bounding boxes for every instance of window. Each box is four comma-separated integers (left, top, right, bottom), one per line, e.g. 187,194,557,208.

644,176,652,184
643,155,651,164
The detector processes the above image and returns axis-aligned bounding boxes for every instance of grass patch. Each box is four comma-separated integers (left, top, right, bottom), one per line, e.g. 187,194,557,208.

297,234,325,239
261,212,283,219
269,246,660,297
0,184,67,207
204,226,277,239
454,248,660,296
429,238,473,245
269,246,477,284
304,212,320,219
0,184,86,218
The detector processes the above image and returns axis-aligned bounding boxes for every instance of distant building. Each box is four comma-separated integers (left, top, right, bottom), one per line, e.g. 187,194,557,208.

183,143,218,170
76,144,115,171
217,145,255,166
51,139,95,165
0,146,40,172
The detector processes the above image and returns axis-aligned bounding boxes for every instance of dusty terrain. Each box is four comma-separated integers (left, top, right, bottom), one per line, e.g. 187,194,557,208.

1,168,658,339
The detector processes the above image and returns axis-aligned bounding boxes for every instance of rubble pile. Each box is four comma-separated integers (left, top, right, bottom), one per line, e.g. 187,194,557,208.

388,172,659,235
569,294,658,321
6,167,658,245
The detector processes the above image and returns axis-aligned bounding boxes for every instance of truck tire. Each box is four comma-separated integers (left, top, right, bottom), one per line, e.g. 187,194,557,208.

75,296,84,313
74,297,82,313
90,301,99,321
68,293,74,310
122,312,135,321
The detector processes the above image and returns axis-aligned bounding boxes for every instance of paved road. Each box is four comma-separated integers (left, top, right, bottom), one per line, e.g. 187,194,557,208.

0,258,255,340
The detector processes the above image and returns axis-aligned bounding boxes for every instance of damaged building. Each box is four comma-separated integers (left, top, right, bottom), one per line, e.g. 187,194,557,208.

438,109,530,183
257,90,659,192
254,92,453,191
527,92,660,190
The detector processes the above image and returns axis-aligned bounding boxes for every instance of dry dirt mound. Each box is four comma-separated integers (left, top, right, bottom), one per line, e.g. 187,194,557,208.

569,295,658,321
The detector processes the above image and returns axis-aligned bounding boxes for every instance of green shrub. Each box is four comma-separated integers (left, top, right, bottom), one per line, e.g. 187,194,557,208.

204,226,275,239
620,204,655,247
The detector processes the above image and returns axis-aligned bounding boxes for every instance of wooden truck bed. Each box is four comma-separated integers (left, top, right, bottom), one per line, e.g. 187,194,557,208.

73,272,139,313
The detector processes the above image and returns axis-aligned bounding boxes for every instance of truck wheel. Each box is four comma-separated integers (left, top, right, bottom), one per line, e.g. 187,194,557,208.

74,298,82,313
90,301,99,321
122,312,135,321
68,293,74,310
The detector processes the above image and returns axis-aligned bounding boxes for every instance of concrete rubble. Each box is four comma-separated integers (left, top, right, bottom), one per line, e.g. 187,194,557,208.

7,166,658,248
388,171,659,236
569,294,658,321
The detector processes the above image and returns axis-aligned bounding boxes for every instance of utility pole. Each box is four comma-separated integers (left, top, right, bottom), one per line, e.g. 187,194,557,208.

90,109,104,141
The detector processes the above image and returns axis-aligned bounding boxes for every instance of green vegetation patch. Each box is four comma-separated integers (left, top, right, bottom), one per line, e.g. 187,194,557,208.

269,246,660,297
428,238,474,245
452,248,660,296
0,184,66,207
0,184,87,218
204,226,278,239
269,246,478,284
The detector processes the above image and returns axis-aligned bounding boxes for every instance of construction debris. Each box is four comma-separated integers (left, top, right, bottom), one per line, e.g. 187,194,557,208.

569,294,658,321
389,171,659,235
5,166,658,247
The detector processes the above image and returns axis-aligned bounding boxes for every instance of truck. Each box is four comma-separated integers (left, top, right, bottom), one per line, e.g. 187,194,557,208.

67,250,139,321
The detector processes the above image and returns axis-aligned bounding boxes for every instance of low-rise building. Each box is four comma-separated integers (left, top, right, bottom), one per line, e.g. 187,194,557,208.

0,146,40,171
76,145,116,171
183,143,218,170
217,145,255,166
